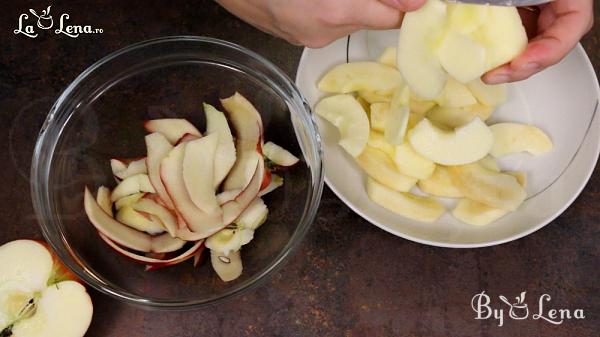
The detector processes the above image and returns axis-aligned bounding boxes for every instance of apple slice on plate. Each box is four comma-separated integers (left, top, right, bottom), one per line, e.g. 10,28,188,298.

263,142,299,166
367,132,395,158
452,198,509,226
144,118,201,144
182,134,221,214
393,142,436,180
384,86,410,145
417,165,464,198
467,78,507,106
489,123,553,157
318,62,403,95
426,104,493,129
110,173,156,202
110,158,147,180
204,103,237,188
315,94,370,157
0,240,93,337
369,102,389,132
356,146,417,192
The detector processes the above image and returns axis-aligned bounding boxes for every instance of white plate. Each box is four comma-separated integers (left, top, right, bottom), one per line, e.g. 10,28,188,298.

295,30,600,248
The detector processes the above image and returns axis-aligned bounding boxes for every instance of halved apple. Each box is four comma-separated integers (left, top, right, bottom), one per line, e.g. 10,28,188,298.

263,141,299,166
318,62,403,95
210,250,242,282
132,197,178,238
467,78,507,106
0,240,92,337
434,78,478,108
384,86,410,145
489,123,553,157
95,186,112,216
367,131,395,158
356,146,417,192
369,102,389,132
145,132,175,209
115,206,166,235
110,173,155,202
397,0,448,99
143,118,201,144
258,174,283,197
221,93,264,191
408,117,493,165
452,198,508,226
204,103,237,188
366,178,445,222
114,192,145,210
393,142,436,180
378,47,397,68
449,163,526,211
160,143,224,240
182,134,221,214
417,165,464,198
110,158,147,180
315,94,369,157
427,104,493,128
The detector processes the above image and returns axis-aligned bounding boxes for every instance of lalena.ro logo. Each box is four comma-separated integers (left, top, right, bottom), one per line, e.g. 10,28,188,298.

472,291,585,327
14,5,103,38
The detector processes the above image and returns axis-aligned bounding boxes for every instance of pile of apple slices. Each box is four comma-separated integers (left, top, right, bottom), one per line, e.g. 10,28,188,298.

84,93,299,282
315,1,553,226
0,240,93,337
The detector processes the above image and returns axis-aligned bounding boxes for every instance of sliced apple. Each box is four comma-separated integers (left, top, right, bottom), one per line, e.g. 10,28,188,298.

145,132,175,209
221,92,264,191
143,119,201,144
114,192,145,210
393,142,435,180
452,198,508,226
204,103,237,188
410,95,437,115
369,102,389,132
378,47,397,68
174,133,201,145
356,146,417,192
397,0,448,99
427,104,493,128
450,163,526,211
507,171,527,187
467,78,507,106
408,118,493,165
437,31,486,84
447,2,489,34
417,165,464,198
315,94,369,157
434,78,478,108
206,227,254,257
95,186,112,216
116,206,165,235
235,197,268,230
258,174,283,197
222,157,265,225
358,90,392,104
367,131,395,158
478,155,500,172
110,158,147,180
489,123,553,157
263,142,299,166
110,173,155,202
182,134,221,214
210,250,242,282
384,86,410,145
217,189,242,205
318,62,403,95
366,178,445,222
160,143,224,240
132,197,178,237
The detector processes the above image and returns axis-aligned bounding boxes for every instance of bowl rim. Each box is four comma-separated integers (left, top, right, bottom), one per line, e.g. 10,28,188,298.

296,40,600,249
31,35,324,309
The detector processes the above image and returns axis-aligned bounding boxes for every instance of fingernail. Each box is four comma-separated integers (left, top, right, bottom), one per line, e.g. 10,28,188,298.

520,62,540,72
485,74,510,85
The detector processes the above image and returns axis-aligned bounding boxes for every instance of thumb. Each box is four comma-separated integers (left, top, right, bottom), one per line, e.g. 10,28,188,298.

379,0,426,12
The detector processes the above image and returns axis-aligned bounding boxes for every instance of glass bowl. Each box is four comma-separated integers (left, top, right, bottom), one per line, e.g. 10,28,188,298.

31,36,323,309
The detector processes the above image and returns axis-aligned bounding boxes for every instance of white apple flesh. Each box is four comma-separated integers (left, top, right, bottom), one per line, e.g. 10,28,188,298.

110,158,147,180
222,157,265,225
204,103,237,188
262,142,299,166
210,250,242,282
145,132,175,209
182,134,221,214
110,174,155,202
144,118,201,144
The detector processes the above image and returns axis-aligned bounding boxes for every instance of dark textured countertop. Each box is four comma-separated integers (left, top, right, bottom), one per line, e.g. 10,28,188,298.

1,1,599,336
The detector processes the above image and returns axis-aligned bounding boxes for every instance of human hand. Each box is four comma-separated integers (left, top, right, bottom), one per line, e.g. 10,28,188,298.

216,0,425,48
483,0,594,84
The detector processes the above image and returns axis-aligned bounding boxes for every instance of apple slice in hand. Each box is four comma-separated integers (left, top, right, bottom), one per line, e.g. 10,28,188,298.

356,146,417,192
408,118,493,165
315,94,370,157
467,78,507,106
426,104,493,129
144,119,201,144
110,158,147,180
263,142,299,166
145,132,175,209
182,134,221,214
434,78,477,108
489,123,553,157
210,250,242,282
204,103,237,188
366,178,445,223
110,174,156,202
318,62,403,95
0,240,93,337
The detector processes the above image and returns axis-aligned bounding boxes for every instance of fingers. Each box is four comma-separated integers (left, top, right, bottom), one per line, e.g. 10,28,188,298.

484,0,593,84
351,0,404,29
379,0,426,12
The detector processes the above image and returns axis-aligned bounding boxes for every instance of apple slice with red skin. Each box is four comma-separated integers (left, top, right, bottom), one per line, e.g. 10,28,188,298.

84,187,185,253
204,103,237,188
222,156,265,225
174,133,200,146
221,93,264,190
182,134,221,214
110,157,147,180
160,143,224,240
143,119,201,144
145,133,175,209
98,233,203,268
132,196,178,237
110,174,155,202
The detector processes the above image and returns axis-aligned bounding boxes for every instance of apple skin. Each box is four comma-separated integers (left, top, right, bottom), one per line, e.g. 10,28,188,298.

261,169,272,191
